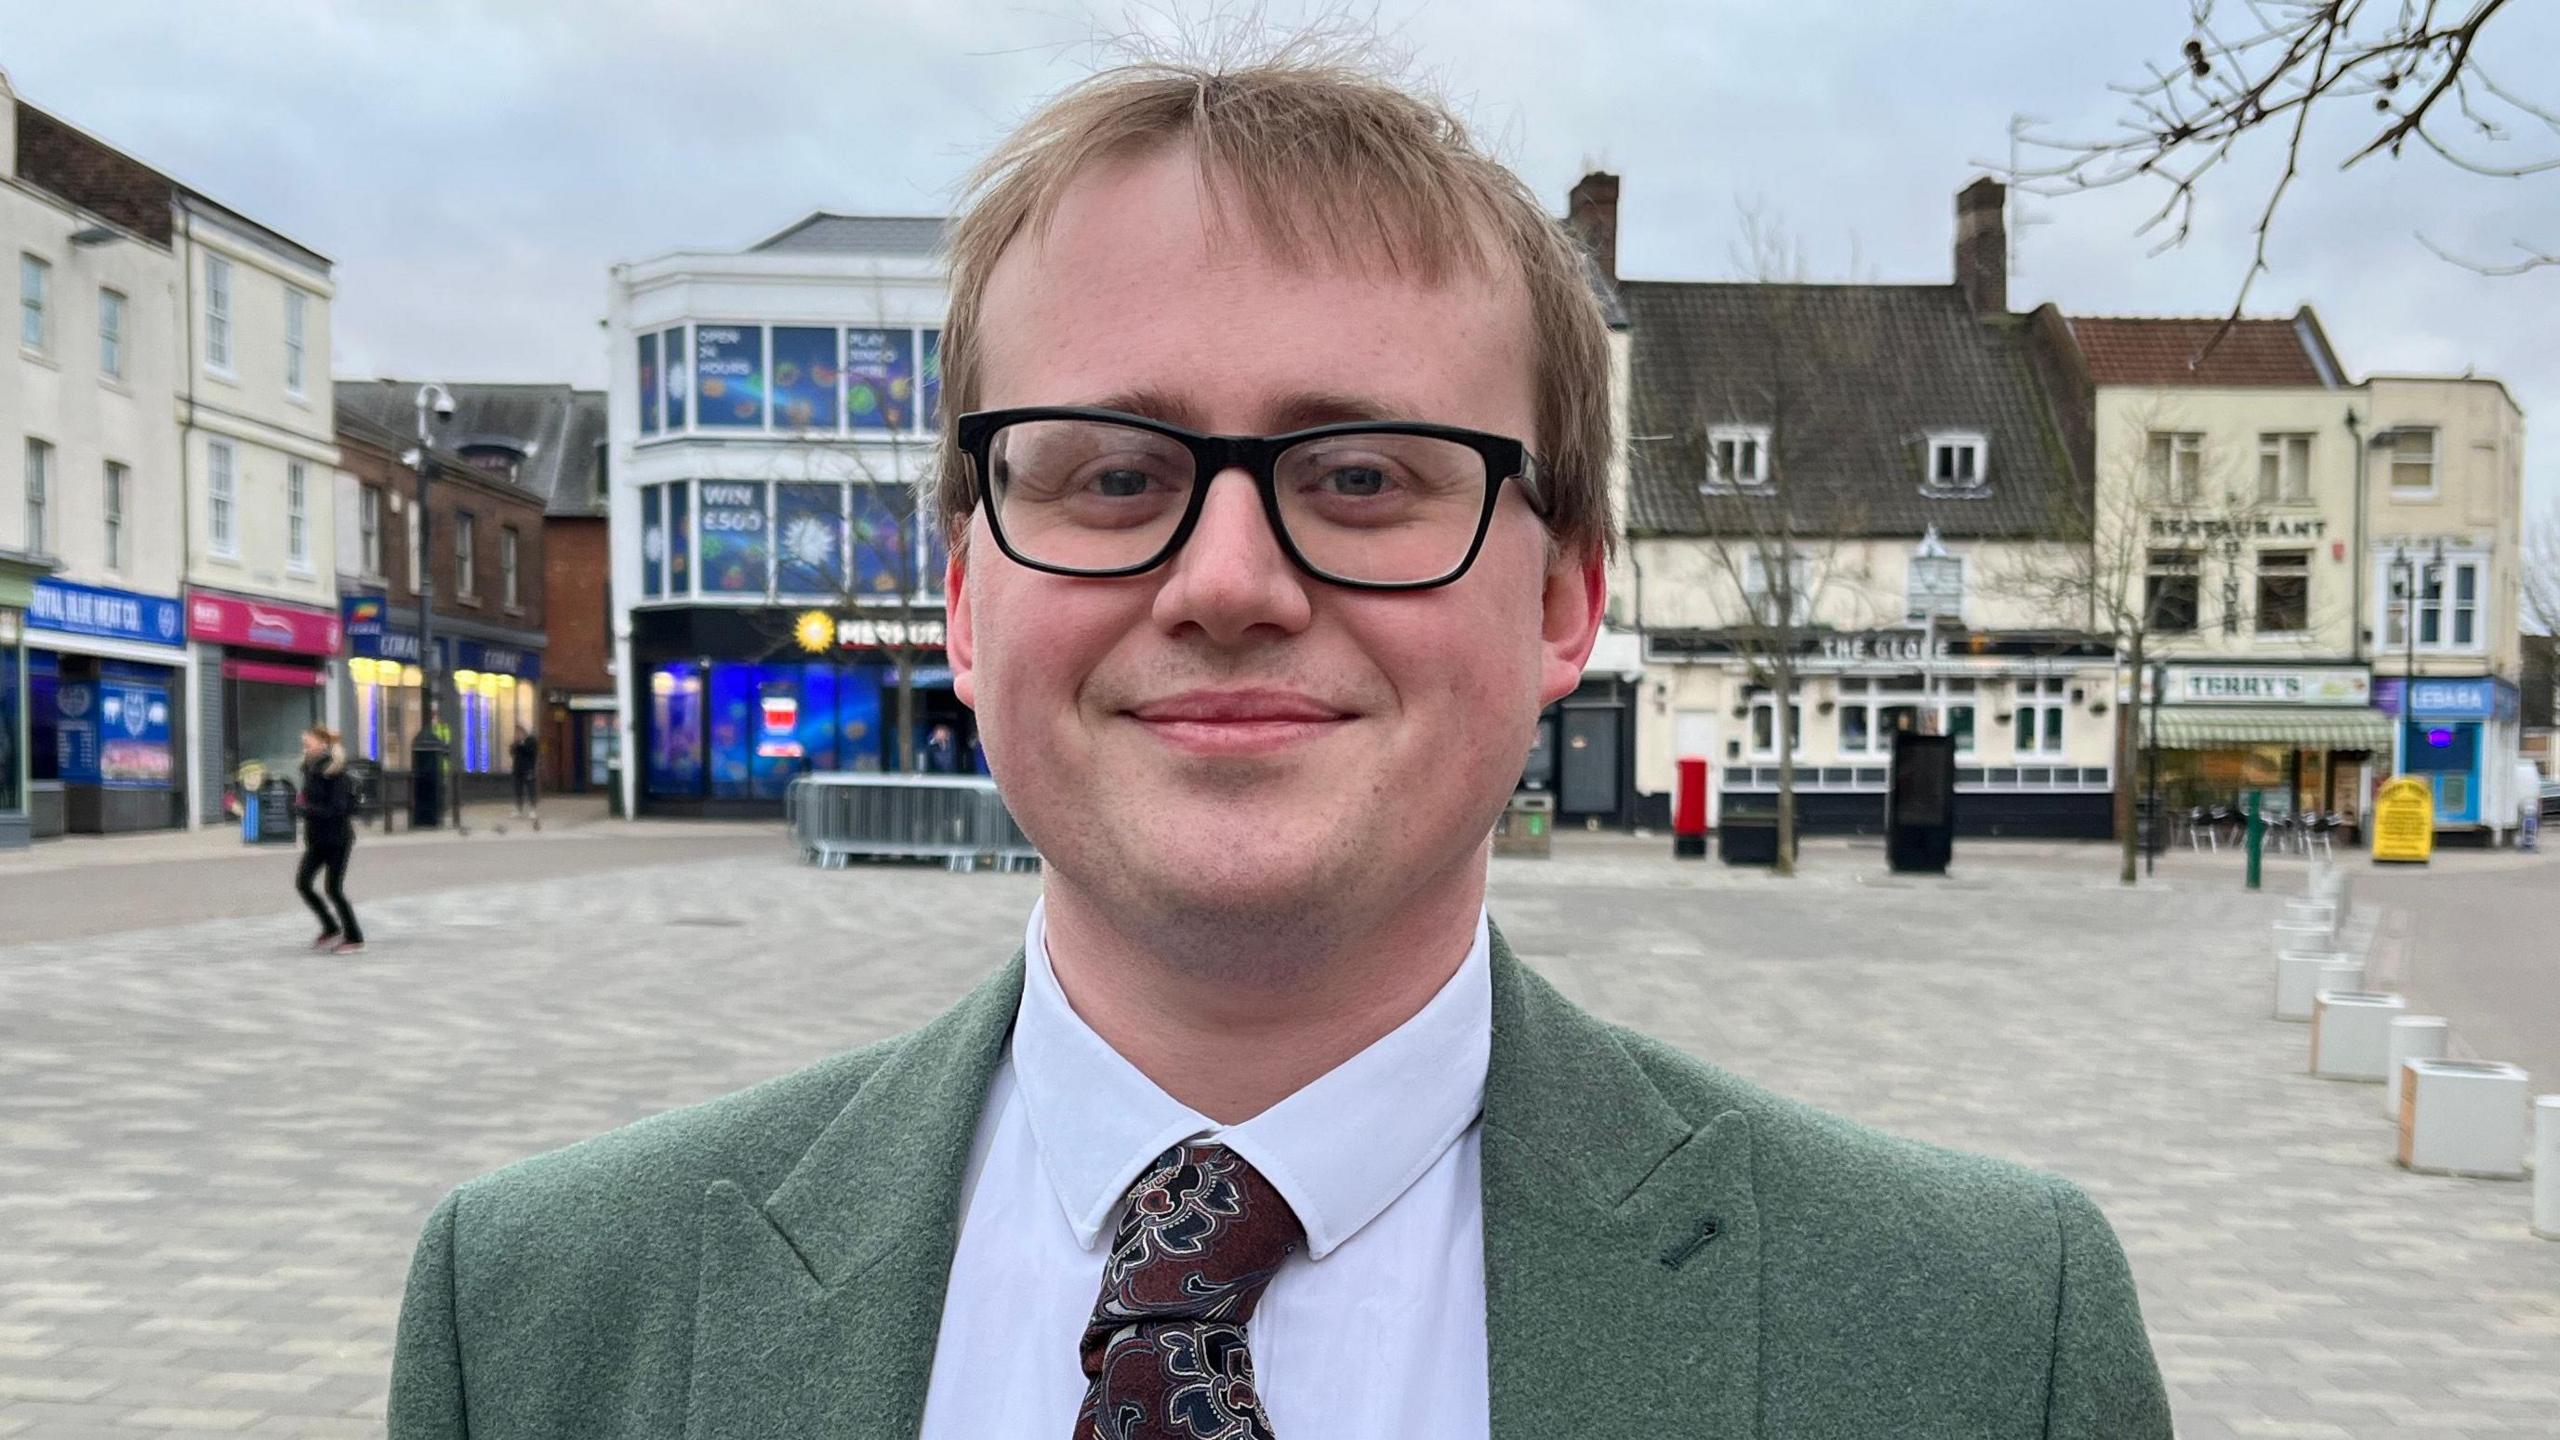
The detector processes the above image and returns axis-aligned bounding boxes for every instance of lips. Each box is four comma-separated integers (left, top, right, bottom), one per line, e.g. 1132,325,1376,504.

1123,688,1356,756
1127,689,1353,724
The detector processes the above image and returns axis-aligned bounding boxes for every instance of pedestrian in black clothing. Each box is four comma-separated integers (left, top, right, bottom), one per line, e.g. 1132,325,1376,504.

510,732,540,816
295,726,364,955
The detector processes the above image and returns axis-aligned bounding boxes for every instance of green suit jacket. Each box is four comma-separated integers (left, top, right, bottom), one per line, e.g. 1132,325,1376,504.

389,933,2171,1437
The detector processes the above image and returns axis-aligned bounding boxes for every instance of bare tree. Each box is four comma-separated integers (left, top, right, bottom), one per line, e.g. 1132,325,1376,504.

2523,496,2560,638
1990,404,2307,884
2010,0,2556,347
1652,207,1899,875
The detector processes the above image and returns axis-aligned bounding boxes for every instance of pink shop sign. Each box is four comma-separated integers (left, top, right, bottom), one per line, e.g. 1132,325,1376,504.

185,589,343,657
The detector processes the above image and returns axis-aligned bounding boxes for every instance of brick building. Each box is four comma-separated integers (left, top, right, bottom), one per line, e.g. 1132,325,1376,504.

331,394,549,798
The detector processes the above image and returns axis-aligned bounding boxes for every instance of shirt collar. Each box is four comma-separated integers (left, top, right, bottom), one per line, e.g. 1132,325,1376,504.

1011,899,1492,1260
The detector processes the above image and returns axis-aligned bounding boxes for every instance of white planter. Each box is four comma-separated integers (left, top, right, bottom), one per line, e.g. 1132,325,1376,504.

2275,951,2340,1021
2283,899,2338,935
2312,991,2406,1080
2384,1016,2450,1119
2536,1095,2560,1240
2272,921,2334,961
2318,956,2364,1000
2397,1059,2531,1178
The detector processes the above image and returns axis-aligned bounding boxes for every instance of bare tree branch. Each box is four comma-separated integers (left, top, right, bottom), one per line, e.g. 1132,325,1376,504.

2002,0,2553,352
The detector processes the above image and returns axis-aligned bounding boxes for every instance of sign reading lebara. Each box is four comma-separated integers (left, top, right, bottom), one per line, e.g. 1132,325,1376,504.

2161,665,2372,707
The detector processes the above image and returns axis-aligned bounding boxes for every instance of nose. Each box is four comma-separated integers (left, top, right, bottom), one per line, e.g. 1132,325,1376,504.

1149,467,1313,645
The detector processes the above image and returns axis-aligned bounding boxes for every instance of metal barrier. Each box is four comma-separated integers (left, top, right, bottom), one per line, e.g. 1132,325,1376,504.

785,773,1041,872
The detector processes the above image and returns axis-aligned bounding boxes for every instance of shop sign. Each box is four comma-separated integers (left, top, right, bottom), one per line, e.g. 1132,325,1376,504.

1816,630,1951,664
2147,514,2330,540
694,325,765,429
834,615,946,650
2405,678,2497,719
186,590,342,657
2371,775,2434,864
28,578,185,648
2160,665,2371,706
455,640,540,680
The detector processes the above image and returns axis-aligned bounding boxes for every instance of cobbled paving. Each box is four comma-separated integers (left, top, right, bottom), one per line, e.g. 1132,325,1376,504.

3,840,2555,1437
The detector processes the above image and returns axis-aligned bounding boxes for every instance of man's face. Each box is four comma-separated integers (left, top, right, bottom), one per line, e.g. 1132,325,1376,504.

950,147,1603,941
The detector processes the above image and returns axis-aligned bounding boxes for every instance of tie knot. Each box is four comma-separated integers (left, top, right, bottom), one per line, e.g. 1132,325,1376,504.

1091,1142,1304,1331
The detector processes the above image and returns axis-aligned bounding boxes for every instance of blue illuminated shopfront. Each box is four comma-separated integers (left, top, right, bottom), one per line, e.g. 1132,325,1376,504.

630,607,969,815
2379,675,2520,833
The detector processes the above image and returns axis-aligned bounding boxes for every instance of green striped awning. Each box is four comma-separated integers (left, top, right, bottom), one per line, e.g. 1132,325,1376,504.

2144,705,2397,750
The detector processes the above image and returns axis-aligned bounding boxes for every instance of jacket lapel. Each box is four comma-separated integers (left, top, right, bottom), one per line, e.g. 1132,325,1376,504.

1481,931,1762,1438
686,954,1025,1440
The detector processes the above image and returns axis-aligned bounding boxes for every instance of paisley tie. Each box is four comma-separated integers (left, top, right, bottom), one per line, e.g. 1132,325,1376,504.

1075,1141,1304,1440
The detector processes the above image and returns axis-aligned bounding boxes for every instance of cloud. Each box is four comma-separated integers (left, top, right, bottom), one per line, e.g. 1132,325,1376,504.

4,0,2551,510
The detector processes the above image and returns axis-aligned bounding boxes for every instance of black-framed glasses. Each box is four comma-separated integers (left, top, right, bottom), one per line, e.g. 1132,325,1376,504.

954,406,1549,591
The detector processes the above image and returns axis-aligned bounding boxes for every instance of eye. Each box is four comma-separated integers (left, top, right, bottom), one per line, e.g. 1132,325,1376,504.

1316,463,1393,498
1090,467,1160,498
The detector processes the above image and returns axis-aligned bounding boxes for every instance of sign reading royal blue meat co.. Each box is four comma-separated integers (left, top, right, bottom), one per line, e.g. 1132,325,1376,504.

27,578,186,648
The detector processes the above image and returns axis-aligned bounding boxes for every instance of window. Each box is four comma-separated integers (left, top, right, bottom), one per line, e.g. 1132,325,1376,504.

360,486,383,578
204,253,233,372
2379,551,2485,653
19,253,48,351
2387,428,2437,493
1708,424,1771,488
287,462,310,571
2257,433,2312,505
208,440,237,555
2144,549,2199,633
1926,433,1987,490
2013,676,2066,756
23,439,51,553
2255,549,2310,633
2146,431,2203,503
501,525,520,609
456,511,477,599
103,461,127,571
1838,702,1869,754
98,288,124,379
1743,550,1813,625
1748,696,1804,758
283,287,307,394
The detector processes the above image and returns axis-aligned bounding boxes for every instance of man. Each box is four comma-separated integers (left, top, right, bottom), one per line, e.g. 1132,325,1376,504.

508,731,539,816
390,57,2171,1439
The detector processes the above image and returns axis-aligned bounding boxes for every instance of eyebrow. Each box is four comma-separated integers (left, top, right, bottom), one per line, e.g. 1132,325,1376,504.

1060,388,1423,435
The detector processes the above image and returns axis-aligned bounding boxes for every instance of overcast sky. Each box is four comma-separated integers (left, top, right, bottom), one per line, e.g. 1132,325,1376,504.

6,0,2555,506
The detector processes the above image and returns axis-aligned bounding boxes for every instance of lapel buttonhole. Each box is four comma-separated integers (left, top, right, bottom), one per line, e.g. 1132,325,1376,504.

1657,1213,1723,1270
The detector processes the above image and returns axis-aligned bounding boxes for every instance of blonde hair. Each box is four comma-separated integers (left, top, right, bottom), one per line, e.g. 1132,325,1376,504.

305,725,341,748
934,56,1614,564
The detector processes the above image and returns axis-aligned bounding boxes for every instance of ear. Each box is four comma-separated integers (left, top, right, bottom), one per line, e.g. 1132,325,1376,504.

947,523,978,710
1539,550,1608,706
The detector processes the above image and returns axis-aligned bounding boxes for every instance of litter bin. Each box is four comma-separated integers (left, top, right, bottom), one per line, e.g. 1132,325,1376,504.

1494,792,1552,858
410,734,447,830
1719,803,1797,866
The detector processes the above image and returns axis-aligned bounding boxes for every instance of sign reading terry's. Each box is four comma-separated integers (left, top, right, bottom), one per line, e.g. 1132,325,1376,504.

2159,665,2372,707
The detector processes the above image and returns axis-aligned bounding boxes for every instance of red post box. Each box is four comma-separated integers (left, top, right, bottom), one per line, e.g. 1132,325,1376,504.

1674,756,1710,859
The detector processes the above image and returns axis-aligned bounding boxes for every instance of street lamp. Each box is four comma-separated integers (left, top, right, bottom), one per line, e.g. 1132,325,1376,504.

2388,537,2446,777
409,382,456,829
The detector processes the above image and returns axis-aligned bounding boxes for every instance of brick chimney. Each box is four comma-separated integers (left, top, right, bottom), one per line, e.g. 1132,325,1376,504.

1566,171,1620,283
1955,176,2006,315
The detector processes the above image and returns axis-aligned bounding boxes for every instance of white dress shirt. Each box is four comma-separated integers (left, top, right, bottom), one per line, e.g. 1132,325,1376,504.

918,901,1494,1439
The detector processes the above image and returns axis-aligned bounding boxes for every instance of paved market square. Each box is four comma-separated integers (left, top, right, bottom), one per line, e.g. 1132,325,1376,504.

3,821,2556,1438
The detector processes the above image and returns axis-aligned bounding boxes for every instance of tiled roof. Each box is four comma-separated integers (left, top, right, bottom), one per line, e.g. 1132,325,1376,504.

2065,312,2340,388
334,381,608,517
751,213,947,255
1620,282,2082,540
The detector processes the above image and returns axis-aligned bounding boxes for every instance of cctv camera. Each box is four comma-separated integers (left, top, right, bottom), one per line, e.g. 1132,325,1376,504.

433,395,457,421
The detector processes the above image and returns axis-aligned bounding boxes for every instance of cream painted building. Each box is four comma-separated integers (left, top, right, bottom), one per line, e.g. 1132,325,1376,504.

2060,315,2527,838
3,71,342,832
3,73,196,837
